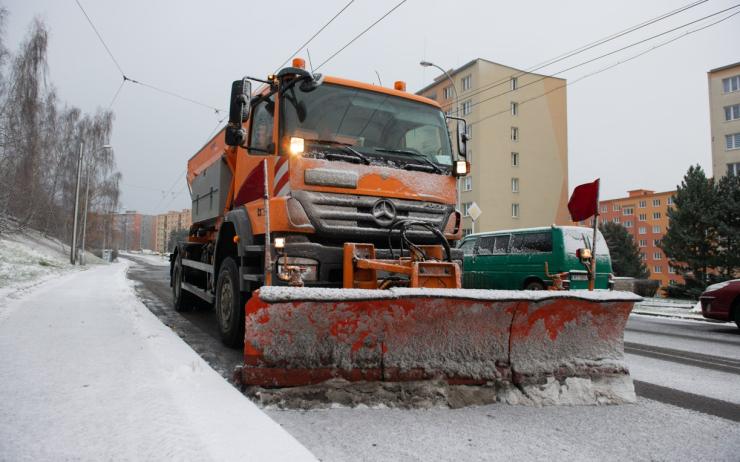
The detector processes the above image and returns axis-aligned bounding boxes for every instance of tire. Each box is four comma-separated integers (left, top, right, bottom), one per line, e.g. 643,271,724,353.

524,280,545,291
215,257,247,348
172,258,195,312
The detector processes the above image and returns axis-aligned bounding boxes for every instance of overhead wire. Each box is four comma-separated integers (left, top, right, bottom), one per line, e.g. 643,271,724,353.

315,0,409,71
444,3,740,114
435,0,713,113
273,0,356,73
468,8,740,128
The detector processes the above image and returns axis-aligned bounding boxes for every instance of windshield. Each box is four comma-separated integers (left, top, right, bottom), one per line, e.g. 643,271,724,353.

280,82,453,168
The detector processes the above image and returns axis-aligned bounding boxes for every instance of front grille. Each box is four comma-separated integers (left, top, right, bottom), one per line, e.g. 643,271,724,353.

292,190,452,242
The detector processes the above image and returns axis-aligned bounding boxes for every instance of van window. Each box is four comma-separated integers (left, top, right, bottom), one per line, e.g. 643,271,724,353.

493,235,510,254
510,232,552,253
477,236,495,255
459,239,476,255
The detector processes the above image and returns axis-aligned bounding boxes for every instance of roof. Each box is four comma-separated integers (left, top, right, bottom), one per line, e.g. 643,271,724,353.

462,225,593,238
708,61,740,74
415,57,565,95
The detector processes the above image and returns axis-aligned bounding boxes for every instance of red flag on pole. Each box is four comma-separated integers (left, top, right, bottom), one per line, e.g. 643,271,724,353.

568,179,600,222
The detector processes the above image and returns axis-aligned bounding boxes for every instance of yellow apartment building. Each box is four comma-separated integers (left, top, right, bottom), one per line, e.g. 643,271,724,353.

416,58,570,234
155,209,192,254
708,62,740,178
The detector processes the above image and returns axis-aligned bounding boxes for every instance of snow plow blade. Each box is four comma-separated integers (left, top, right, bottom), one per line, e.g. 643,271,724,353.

240,287,641,402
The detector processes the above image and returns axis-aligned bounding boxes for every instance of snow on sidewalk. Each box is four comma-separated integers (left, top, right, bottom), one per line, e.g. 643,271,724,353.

0,261,316,461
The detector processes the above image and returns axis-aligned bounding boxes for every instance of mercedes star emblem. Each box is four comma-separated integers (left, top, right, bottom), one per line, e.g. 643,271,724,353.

371,199,397,227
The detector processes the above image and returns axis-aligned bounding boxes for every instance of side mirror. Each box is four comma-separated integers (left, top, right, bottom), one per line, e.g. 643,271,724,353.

457,122,468,158
225,79,251,147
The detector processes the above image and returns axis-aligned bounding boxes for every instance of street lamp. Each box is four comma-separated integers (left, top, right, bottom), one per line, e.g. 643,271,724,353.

79,144,112,265
420,60,462,214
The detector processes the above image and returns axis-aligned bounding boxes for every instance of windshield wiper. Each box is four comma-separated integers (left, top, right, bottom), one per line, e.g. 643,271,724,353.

304,139,371,165
373,148,443,173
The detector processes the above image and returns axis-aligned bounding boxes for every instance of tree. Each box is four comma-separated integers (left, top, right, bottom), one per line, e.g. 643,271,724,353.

167,228,188,253
660,165,719,298
599,221,649,278
714,173,740,278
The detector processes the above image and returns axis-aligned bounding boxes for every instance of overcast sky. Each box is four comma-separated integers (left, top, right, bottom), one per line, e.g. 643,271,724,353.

4,0,739,214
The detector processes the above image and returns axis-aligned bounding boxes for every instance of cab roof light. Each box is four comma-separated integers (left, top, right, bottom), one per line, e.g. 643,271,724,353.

394,81,406,91
292,58,306,70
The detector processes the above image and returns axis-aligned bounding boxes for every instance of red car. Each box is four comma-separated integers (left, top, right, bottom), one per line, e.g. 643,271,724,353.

700,279,740,328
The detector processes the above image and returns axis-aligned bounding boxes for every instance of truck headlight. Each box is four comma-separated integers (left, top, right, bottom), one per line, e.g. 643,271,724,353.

277,257,318,281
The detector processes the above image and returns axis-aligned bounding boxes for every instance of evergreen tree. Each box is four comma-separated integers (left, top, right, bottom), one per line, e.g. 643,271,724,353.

599,221,649,278
660,165,719,291
714,173,740,278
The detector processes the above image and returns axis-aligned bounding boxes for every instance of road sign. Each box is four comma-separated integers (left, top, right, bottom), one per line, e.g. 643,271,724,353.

468,202,482,221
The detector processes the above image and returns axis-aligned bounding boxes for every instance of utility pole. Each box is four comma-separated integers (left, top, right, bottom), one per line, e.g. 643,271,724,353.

70,141,85,264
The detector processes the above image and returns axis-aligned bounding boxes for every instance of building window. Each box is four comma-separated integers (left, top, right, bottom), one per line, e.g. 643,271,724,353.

638,200,646,208
653,239,661,246
512,203,520,218
463,176,473,191
652,199,661,207
639,239,647,247
511,177,519,193
624,220,633,228
639,227,647,234
461,75,472,91
462,228,472,236
723,75,740,93
668,266,675,274
653,252,662,260
462,202,472,217
653,212,661,219
600,205,607,213
462,99,472,115
443,85,454,100
638,213,647,221
725,104,740,121
511,152,519,167
465,124,472,139
729,162,740,177
613,204,621,211
622,207,634,216
511,102,518,116
511,127,519,141
652,225,661,233
511,77,518,90
667,197,673,205
654,265,662,273
726,133,740,150
612,217,620,223
640,252,646,260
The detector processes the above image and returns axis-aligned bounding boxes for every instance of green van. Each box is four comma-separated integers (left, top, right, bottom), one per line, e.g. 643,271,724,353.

458,226,613,290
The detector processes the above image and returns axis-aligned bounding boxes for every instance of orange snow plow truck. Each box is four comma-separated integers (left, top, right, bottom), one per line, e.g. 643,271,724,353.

171,59,639,401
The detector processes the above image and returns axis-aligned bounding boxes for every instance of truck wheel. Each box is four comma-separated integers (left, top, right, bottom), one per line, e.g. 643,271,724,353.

172,259,195,312
524,280,545,291
215,257,247,348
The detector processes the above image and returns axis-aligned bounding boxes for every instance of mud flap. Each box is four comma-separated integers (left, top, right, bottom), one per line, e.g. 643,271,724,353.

241,287,640,401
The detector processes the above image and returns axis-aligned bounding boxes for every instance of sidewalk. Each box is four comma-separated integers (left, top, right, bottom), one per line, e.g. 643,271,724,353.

631,297,708,322
0,262,315,461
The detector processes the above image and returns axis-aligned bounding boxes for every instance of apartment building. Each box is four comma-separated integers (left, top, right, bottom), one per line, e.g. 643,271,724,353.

112,211,157,251
581,189,682,289
416,58,570,234
155,209,192,254
708,62,740,178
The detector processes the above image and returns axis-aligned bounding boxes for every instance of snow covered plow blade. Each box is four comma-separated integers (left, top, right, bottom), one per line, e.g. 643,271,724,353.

240,287,641,403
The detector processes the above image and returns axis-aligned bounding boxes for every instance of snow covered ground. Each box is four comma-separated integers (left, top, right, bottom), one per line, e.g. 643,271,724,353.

0,262,315,461
120,251,170,267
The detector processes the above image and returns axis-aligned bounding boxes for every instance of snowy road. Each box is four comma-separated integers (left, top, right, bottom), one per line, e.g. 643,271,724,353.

123,255,740,461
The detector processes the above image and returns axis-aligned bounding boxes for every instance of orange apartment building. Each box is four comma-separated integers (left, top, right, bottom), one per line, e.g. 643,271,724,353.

578,189,682,289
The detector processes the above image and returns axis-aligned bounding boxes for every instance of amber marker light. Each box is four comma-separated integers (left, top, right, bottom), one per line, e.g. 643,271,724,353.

394,81,406,91
289,137,305,156
292,58,306,69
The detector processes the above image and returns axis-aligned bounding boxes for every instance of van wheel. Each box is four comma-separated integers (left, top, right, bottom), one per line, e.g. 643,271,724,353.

524,280,545,291
215,257,247,348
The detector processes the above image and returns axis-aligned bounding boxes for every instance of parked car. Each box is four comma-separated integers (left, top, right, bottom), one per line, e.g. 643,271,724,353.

458,226,613,290
699,279,740,328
